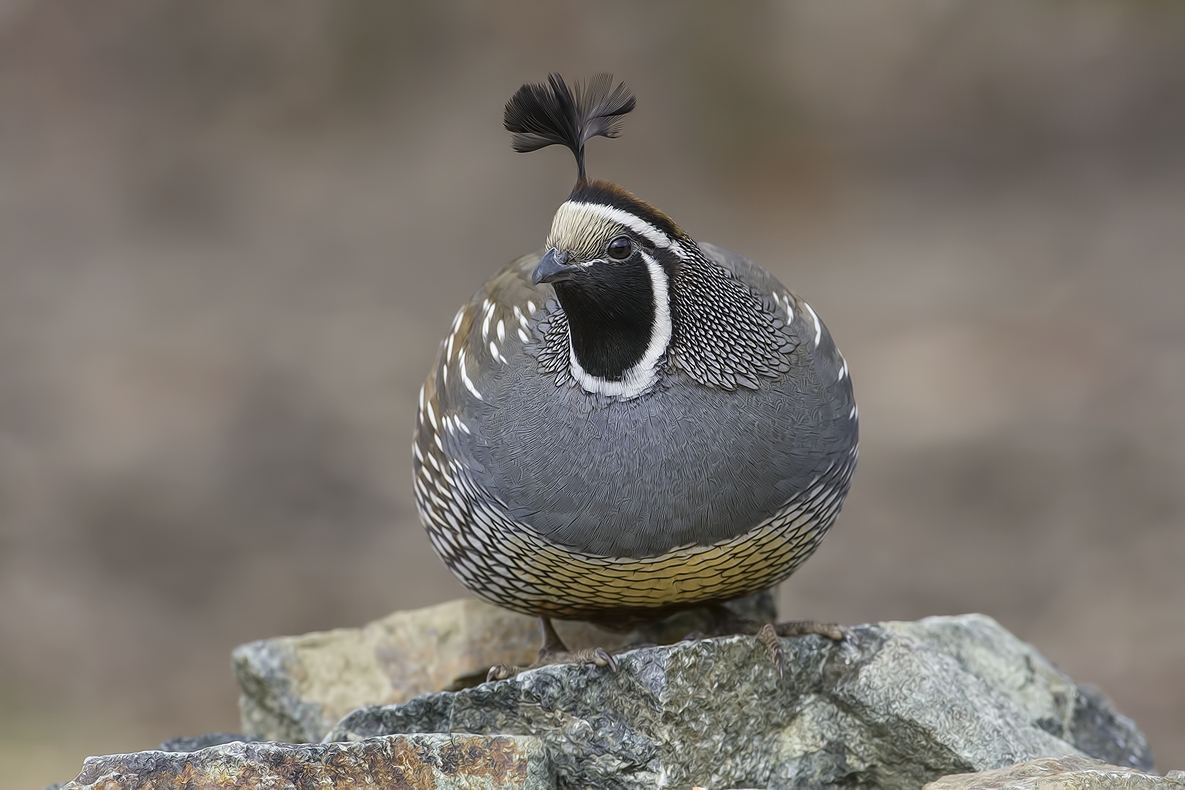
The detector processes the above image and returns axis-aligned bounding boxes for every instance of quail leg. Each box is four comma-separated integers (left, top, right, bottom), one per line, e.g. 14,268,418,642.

486,617,618,682
691,605,846,679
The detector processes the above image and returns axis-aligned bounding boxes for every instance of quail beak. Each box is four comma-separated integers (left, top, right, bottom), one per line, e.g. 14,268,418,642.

532,248,580,285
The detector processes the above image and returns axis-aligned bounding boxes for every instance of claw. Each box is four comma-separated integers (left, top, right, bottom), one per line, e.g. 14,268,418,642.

486,646,620,683
568,647,619,671
774,620,846,641
593,648,617,671
486,664,521,682
757,623,785,679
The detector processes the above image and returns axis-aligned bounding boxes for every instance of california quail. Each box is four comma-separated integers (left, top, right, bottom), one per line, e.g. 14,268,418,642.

413,74,858,676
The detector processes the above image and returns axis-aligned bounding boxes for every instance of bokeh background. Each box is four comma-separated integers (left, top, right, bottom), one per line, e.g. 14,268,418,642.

2,1,1183,785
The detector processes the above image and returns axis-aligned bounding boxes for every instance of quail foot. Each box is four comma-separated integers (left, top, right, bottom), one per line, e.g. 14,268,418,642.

413,74,858,680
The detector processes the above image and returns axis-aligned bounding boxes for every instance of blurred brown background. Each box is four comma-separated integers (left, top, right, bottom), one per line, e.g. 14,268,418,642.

1,1,1183,786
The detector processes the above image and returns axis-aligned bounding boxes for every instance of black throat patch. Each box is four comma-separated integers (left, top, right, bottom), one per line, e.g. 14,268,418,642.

553,259,656,381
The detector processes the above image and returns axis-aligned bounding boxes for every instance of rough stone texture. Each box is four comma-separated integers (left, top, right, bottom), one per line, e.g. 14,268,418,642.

233,598,622,743
1071,686,1160,772
234,592,775,743
157,732,261,752
328,614,1154,790
925,756,1184,790
60,733,549,790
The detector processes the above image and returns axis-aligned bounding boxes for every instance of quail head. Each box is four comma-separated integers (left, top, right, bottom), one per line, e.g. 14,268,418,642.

413,74,858,675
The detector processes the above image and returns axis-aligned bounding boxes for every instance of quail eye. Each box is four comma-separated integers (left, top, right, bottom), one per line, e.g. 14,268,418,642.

606,236,632,260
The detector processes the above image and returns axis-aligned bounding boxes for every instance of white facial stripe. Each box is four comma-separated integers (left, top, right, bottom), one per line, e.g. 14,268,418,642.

564,202,671,248
568,249,672,399
551,201,688,259
635,249,673,377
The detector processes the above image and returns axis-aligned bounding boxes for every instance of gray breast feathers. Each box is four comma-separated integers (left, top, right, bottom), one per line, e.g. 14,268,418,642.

419,243,857,559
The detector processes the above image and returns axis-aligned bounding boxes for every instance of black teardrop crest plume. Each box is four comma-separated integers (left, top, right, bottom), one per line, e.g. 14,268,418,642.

503,73,635,182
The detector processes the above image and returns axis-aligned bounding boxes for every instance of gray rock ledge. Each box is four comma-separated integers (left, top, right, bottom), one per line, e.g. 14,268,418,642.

60,733,549,790
327,614,1153,790
233,592,774,743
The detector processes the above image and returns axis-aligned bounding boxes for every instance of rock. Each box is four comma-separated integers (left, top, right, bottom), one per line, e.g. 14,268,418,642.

328,614,1154,790
1071,685,1160,771
925,755,1183,790
157,732,260,752
233,598,624,743
233,591,775,743
60,733,550,790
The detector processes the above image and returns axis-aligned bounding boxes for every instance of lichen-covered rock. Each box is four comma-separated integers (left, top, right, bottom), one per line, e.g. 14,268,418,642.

328,614,1154,790
233,592,775,743
60,733,550,790
233,598,626,742
925,755,1184,790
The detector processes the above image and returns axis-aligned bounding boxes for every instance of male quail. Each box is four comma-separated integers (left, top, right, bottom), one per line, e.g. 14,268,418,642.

413,74,858,678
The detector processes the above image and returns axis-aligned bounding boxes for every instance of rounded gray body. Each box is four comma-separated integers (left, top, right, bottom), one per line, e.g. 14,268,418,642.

413,242,857,622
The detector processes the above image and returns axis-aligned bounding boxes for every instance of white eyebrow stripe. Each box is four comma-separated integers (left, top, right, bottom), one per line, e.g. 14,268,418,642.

560,201,686,257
